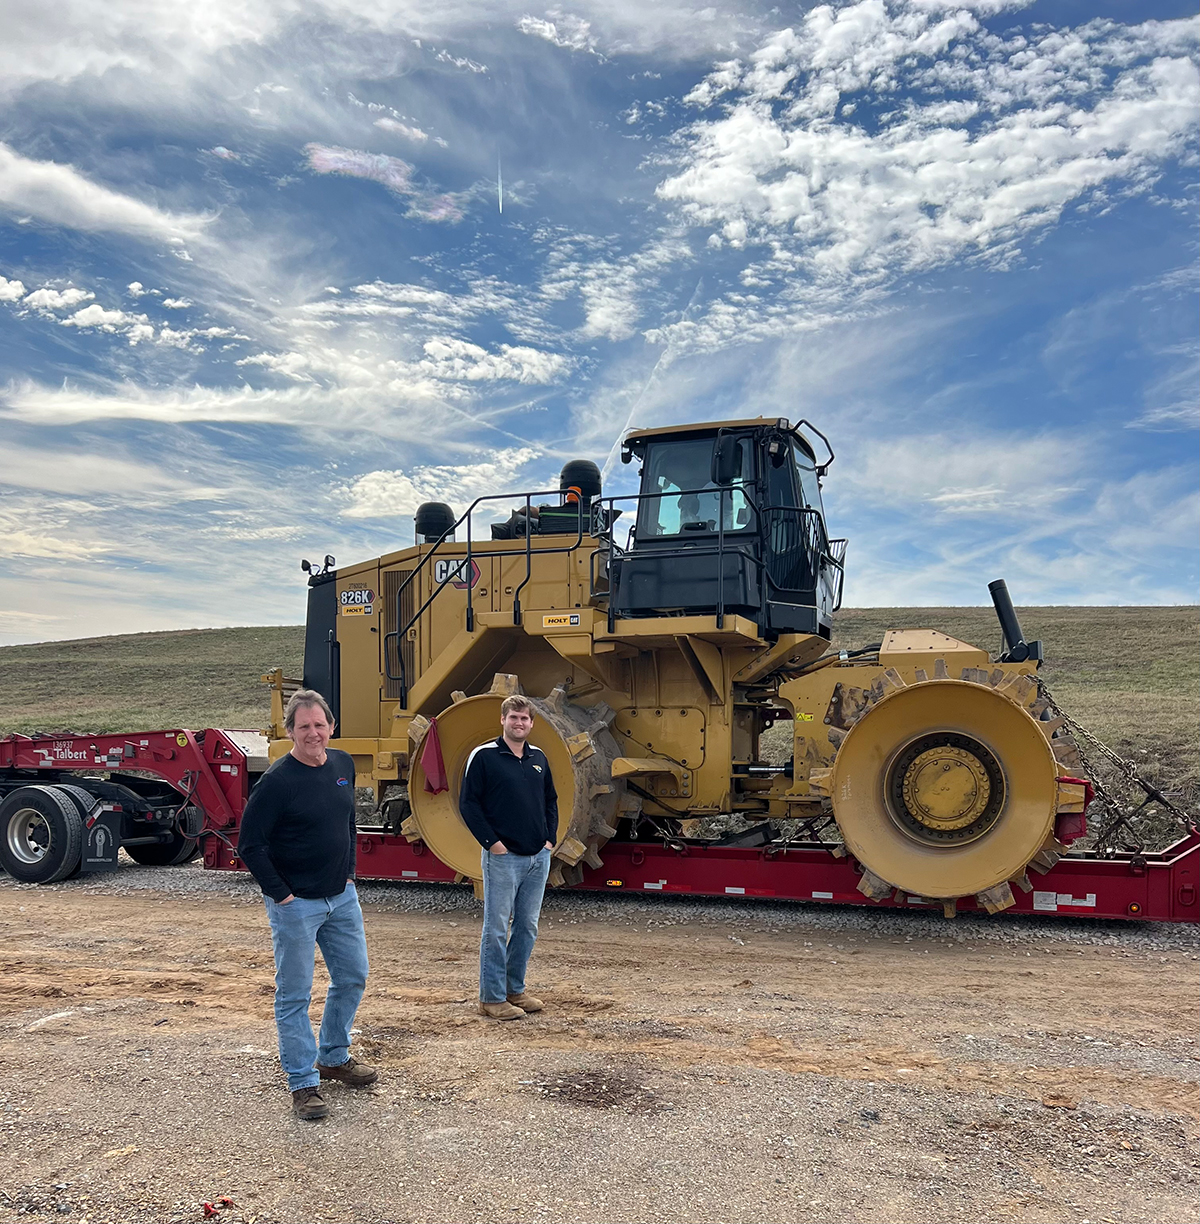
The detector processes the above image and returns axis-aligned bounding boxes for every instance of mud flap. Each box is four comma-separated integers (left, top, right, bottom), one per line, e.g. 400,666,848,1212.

81,811,122,872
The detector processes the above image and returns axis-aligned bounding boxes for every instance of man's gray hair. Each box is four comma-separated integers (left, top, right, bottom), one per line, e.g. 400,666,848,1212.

284,688,335,734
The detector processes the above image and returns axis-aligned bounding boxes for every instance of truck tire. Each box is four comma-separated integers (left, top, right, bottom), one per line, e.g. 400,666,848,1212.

0,786,84,883
54,785,102,879
125,828,201,867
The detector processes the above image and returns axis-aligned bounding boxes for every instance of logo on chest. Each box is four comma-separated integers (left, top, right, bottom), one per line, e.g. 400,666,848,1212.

337,777,351,786
532,764,542,773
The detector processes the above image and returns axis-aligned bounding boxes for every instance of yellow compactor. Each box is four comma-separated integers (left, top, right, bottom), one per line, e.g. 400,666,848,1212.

265,417,1086,915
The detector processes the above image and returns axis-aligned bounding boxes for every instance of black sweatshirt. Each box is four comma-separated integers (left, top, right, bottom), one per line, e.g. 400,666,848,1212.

459,736,559,855
238,749,357,902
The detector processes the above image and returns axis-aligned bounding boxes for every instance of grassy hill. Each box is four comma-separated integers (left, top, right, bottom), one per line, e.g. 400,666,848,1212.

1,608,1195,810
0,626,303,737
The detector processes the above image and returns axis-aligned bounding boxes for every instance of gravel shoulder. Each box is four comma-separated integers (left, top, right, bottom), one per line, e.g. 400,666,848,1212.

0,862,1197,1224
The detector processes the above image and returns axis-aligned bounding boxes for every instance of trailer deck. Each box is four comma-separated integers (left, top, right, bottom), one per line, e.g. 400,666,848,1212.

3,727,1196,923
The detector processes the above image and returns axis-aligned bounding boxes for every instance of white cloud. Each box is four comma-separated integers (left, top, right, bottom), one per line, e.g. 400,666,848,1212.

1132,400,1200,430
22,286,94,311
517,12,600,55
374,117,430,142
652,6,1200,352
340,447,540,518
541,234,690,341
0,275,26,302
162,297,191,308
5,275,250,350
0,1,765,105
839,432,1085,516
0,508,113,562
413,337,570,383
61,304,151,337
236,350,317,382
0,380,322,425
303,276,553,342
0,375,504,440
157,324,236,350
0,440,192,496
0,141,209,243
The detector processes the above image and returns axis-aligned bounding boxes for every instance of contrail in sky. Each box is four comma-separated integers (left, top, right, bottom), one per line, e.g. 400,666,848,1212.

497,155,503,215
600,277,706,481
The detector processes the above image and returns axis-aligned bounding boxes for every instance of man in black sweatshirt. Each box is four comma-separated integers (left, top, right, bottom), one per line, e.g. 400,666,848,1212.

239,689,378,1120
459,693,559,1020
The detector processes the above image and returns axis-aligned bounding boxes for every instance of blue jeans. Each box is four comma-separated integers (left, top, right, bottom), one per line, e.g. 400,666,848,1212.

479,847,551,1004
264,882,369,1092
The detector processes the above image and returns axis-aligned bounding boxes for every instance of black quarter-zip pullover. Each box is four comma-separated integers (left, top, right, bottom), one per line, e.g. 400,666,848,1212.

459,736,559,855
238,748,358,901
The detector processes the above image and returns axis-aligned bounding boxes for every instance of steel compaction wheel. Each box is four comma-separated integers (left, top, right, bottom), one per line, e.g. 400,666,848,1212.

404,674,637,886
812,671,1075,914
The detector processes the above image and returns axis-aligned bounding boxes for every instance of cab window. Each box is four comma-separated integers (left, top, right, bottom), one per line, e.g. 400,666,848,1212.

792,440,824,513
638,436,754,537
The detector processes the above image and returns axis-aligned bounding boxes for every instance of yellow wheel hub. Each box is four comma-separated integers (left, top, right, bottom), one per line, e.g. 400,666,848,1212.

830,679,1057,898
902,746,990,830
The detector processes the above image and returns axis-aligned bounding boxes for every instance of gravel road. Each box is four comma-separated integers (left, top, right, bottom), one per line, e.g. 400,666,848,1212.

0,859,1196,1224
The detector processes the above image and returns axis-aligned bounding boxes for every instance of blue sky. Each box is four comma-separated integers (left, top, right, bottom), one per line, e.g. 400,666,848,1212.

0,0,1196,645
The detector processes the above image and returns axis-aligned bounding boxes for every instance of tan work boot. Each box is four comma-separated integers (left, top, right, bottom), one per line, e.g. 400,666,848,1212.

507,992,543,1013
291,1086,329,1121
316,1055,379,1087
478,999,525,1020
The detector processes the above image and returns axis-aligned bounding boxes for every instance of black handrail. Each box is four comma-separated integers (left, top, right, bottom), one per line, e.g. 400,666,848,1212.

384,478,845,706
588,486,844,632
326,629,341,728
385,487,588,707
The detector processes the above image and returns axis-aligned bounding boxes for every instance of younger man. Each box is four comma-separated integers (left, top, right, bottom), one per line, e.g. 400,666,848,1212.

459,694,558,1020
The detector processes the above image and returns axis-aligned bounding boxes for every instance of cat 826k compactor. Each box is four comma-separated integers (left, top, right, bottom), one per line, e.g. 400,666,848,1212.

265,416,1100,918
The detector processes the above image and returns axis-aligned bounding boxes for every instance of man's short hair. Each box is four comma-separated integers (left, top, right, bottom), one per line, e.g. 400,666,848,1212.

284,688,335,733
500,694,534,718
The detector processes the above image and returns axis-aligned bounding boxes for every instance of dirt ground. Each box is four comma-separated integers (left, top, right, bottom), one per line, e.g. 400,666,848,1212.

0,880,1196,1224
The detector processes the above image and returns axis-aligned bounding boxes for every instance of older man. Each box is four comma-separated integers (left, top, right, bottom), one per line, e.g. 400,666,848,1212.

239,689,378,1120
459,693,559,1020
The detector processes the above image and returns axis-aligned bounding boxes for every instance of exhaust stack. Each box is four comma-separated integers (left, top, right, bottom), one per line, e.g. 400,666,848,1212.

988,579,1043,665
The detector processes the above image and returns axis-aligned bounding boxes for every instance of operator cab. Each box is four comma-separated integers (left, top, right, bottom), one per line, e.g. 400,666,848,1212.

609,418,845,637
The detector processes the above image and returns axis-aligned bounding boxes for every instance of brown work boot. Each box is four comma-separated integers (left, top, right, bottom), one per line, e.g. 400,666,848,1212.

316,1056,379,1087
291,1086,329,1120
507,992,543,1013
478,999,525,1020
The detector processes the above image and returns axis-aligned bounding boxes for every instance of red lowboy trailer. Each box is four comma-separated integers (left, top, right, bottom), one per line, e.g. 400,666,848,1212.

2,728,1197,923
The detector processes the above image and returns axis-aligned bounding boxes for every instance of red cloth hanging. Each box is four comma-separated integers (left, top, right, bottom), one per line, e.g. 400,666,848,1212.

421,715,449,794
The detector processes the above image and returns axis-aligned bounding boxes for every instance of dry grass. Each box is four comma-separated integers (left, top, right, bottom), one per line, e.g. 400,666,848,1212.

0,626,303,736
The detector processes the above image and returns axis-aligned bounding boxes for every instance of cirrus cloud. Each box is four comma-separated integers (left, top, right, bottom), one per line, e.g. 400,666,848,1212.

0,141,209,244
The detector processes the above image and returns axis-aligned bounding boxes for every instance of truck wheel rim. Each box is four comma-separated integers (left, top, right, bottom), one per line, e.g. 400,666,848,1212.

7,808,51,864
